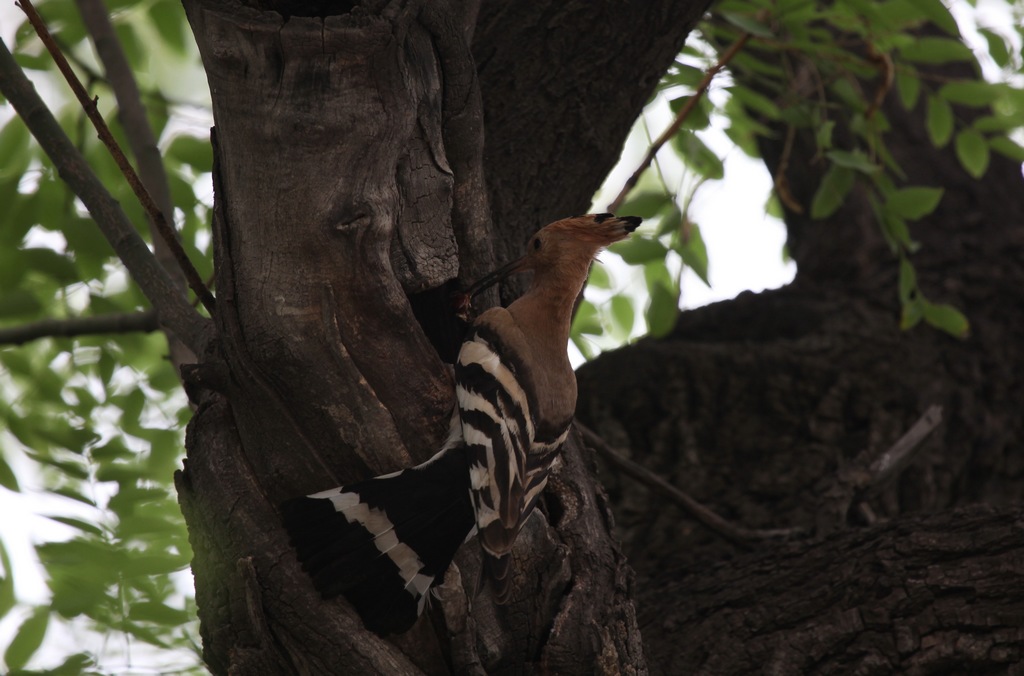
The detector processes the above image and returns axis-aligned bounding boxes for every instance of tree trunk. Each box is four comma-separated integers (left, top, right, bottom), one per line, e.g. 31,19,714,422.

575,21,1024,674
173,0,707,672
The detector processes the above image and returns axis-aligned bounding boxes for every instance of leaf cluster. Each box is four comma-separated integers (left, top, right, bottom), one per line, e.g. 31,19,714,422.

574,0,1023,354
1,0,209,671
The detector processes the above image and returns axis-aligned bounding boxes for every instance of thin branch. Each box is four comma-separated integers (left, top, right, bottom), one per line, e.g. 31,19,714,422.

17,0,216,315
0,311,158,346
866,405,943,489
0,37,210,354
607,32,751,213
576,422,806,548
74,0,182,284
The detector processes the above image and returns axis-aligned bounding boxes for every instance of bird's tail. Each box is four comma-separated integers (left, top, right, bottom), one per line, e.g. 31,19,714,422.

280,446,475,635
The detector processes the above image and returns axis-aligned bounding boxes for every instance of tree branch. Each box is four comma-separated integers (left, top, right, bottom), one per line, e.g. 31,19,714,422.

17,0,216,315
74,0,182,289
0,36,211,354
866,404,943,486
606,31,752,213
0,311,158,346
577,421,806,547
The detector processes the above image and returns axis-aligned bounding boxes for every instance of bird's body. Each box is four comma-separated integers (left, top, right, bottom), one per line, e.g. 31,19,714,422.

281,214,640,634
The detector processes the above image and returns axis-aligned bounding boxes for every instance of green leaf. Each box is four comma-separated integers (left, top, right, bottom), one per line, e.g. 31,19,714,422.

646,282,679,338
608,296,635,340
129,600,190,625
4,607,50,671
0,118,31,179
978,28,1010,69
926,95,954,148
618,191,672,219
939,81,1002,107
665,63,705,89
587,262,611,290
971,115,1022,133
0,290,42,319
0,539,15,618
0,452,19,491
810,164,855,219
670,131,724,179
668,95,712,130
923,301,970,338
678,223,710,287
955,129,990,178
650,202,682,237
903,0,959,35
898,256,917,304
901,297,924,330
886,186,944,220
881,212,917,253
20,248,79,284
643,258,673,292
816,120,836,151
166,134,213,173
149,0,189,54
44,515,104,537
609,237,669,265
730,85,782,120
38,652,95,675
571,299,602,337
900,37,974,65
825,149,879,174
989,136,1024,162
720,11,774,38
895,70,921,111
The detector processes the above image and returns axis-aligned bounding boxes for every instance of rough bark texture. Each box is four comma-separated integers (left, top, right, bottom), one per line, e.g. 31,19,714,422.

575,25,1024,675
640,506,1024,674
174,0,707,673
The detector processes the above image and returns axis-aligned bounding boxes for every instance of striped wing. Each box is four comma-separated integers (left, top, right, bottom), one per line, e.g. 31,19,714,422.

454,324,570,599
456,329,532,537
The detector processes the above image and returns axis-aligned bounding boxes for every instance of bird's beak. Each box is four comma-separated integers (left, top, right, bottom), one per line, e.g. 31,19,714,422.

464,256,529,298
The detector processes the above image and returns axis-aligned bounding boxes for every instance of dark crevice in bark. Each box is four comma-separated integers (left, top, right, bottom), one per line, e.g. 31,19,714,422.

408,280,468,365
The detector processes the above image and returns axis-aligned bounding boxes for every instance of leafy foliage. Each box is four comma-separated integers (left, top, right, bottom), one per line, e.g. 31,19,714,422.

1,0,208,671
574,0,1023,353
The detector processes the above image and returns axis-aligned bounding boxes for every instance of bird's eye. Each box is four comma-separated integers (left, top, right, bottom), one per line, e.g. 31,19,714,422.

533,238,542,250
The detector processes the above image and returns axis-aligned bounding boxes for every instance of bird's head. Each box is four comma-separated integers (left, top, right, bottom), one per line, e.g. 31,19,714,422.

465,213,641,299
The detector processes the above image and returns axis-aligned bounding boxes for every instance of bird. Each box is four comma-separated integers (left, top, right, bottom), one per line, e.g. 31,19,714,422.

280,213,641,635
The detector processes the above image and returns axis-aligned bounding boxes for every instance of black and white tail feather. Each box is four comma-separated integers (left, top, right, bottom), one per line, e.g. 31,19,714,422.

280,433,476,635
281,324,563,635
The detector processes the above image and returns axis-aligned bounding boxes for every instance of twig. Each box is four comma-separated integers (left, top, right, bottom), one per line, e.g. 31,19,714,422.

0,37,209,354
576,422,805,548
866,405,943,488
17,0,215,315
0,311,158,346
607,32,752,213
75,0,182,283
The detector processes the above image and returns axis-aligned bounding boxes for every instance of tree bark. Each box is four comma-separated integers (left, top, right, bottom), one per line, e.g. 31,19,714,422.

174,0,708,672
575,21,1024,674
639,505,1024,675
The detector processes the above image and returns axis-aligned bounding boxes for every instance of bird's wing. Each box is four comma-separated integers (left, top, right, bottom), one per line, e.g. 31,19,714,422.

455,325,534,553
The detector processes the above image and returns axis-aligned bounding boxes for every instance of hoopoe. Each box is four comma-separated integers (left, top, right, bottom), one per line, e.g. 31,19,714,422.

281,213,641,635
